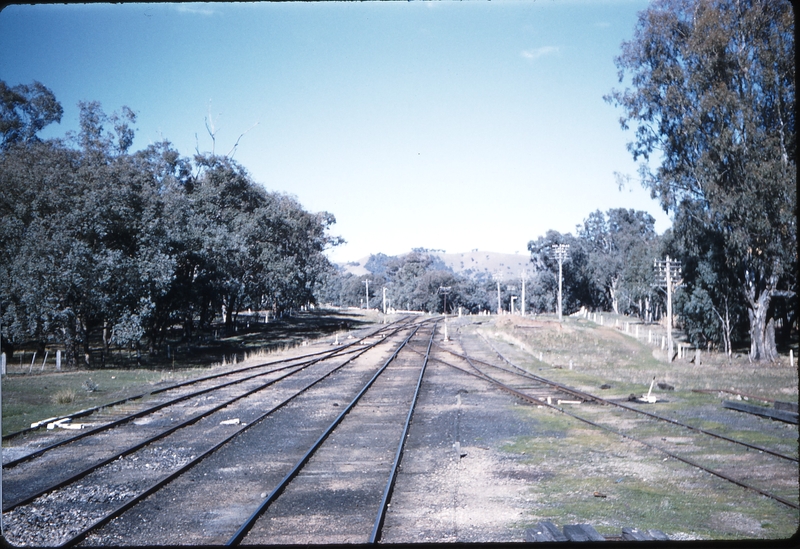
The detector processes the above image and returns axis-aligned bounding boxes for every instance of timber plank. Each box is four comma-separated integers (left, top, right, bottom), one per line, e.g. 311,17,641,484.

540,521,569,542
647,529,670,541
774,401,799,413
525,524,557,542
563,524,605,542
722,400,798,424
621,527,653,541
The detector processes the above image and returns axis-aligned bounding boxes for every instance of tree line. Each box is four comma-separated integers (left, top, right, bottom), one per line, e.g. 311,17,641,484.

322,0,796,364
1,0,794,366
319,209,665,323
0,82,340,369
605,0,795,362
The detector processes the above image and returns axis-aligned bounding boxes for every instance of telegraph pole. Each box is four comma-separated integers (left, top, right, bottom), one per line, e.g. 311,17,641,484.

382,287,387,315
438,286,451,315
520,271,527,317
551,244,569,321
497,279,502,315
654,255,682,361
363,280,370,310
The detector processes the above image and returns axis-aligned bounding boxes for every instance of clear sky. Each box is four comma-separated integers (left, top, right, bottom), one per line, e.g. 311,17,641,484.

0,1,670,263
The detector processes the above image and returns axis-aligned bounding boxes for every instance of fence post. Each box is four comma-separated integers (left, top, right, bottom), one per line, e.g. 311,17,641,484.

1,370,3,536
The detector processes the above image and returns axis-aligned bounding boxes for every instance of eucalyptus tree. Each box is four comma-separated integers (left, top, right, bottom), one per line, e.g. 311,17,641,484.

0,140,79,361
382,251,436,312
0,84,343,366
0,80,63,150
0,98,141,368
606,0,795,361
181,155,339,332
668,214,746,355
577,209,660,318
527,231,592,315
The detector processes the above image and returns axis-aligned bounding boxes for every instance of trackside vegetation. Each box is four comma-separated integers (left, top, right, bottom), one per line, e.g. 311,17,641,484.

0,83,341,369
322,0,796,364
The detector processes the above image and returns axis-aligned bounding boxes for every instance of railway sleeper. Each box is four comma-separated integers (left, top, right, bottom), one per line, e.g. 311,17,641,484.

525,522,669,542
722,400,799,424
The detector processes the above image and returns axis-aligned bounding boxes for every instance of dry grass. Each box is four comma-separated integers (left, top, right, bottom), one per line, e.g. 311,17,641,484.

487,313,798,401
51,388,77,404
456,313,798,540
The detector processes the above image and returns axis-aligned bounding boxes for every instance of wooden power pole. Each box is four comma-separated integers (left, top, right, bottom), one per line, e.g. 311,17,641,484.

654,255,682,361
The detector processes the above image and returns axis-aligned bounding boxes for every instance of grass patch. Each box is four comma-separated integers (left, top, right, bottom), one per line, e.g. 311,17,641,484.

505,405,798,540
481,315,798,540
2,310,385,436
1,368,200,435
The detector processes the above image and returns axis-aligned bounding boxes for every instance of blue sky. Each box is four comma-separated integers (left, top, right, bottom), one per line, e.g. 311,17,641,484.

0,1,670,263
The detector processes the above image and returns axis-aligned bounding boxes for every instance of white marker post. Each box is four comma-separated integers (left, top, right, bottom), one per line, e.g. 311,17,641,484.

551,244,569,321
1,370,3,536
521,271,528,317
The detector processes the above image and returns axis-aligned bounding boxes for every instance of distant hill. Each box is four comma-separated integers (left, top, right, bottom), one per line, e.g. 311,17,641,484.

340,250,531,281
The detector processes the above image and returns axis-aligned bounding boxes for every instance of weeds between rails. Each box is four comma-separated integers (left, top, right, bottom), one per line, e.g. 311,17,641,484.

473,332,797,463
435,331,797,511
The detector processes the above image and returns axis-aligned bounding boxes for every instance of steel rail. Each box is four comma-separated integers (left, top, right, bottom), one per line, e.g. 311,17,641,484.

4,344,330,442
429,346,799,511
436,338,600,405
55,321,429,548
3,317,415,468
369,322,436,543
7,360,313,512
3,347,360,469
3,316,413,442
5,319,423,512
225,321,432,546
5,358,317,469
471,333,798,463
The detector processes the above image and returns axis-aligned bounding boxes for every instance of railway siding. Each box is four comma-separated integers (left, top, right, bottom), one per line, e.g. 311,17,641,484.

77,322,424,546
2,314,797,544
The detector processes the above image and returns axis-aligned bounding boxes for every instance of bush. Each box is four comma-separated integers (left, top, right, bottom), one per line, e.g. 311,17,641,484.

52,388,76,404
82,378,99,392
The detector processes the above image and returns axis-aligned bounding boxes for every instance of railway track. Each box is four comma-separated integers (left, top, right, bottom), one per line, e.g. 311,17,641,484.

3,315,795,544
436,329,798,511
2,317,419,508
2,317,437,546
3,317,415,449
